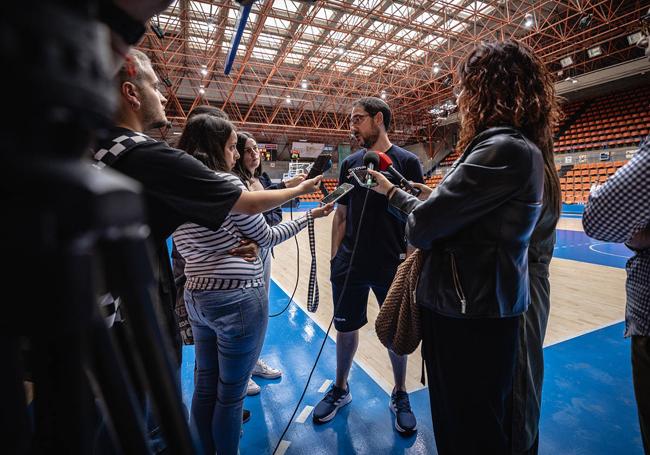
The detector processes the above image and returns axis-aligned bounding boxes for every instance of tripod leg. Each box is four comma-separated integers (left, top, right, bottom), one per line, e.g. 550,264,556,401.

101,235,196,455
87,313,151,454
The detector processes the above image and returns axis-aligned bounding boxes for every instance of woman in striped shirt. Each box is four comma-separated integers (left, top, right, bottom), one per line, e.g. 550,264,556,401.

173,114,333,455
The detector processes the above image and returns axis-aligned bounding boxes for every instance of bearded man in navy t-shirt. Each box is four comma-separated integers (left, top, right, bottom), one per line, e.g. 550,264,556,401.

312,97,424,435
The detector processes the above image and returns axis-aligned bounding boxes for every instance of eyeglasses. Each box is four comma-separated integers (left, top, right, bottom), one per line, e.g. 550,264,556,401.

244,145,259,155
349,113,371,125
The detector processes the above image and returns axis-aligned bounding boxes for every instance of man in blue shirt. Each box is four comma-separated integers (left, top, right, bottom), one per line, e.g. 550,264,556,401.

312,97,424,435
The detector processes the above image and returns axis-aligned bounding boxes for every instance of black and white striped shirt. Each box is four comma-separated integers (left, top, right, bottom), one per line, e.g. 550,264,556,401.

174,172,308,290
583,135,650,337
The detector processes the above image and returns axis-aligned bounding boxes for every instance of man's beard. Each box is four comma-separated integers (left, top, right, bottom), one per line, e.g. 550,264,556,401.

143,104,168,130
361,129,379,149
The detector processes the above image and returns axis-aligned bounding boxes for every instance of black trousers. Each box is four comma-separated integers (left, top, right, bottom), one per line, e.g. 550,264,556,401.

422,307,520,455
511,272,551,455
632,335,650,455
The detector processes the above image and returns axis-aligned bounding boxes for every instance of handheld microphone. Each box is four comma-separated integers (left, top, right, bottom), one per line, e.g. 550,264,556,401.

376,151,422,197
363,151,380,187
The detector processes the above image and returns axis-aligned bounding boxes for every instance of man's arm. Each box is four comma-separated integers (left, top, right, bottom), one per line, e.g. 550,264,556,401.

583,139,650,243
231,176,321,215
331,204,347,259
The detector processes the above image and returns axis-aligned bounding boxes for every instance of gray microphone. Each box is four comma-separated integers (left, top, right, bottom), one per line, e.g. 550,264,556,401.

363,150,380,187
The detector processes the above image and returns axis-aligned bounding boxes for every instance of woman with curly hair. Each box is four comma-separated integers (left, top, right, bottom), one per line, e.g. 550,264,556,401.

368,39,559,454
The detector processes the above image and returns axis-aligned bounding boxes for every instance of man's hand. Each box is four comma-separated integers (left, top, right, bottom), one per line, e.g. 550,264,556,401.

229,239,260,262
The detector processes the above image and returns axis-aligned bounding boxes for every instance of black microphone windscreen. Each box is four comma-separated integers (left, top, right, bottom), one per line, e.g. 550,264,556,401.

363,150,380,169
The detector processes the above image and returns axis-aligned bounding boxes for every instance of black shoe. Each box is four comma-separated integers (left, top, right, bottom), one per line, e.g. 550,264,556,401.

242,409,251,424
390,390,416,435
312,384,352,424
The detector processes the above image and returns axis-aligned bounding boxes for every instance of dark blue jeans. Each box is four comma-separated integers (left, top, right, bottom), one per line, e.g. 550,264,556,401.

184,287,268,455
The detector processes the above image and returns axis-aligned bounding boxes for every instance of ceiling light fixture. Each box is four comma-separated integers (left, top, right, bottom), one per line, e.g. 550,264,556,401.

301,79,308,89
523,12,534,28
587,46,602,58
560,56,573,68
380,90,387,100
285,95,291,104
432,62,441,74
628,32,643,45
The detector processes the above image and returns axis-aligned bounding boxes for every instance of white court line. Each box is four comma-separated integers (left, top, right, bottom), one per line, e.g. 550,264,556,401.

275,440,291,455
544,319,624,348
295,405,314,424
318,379,332,393
588,243,632,258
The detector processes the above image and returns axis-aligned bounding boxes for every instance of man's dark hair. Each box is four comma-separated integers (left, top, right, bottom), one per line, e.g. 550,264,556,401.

187,105,229,120
177,114,235,173
353,96,392,131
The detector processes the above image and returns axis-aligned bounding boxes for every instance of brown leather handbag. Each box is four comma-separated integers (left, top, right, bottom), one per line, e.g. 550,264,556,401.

375,249,424,355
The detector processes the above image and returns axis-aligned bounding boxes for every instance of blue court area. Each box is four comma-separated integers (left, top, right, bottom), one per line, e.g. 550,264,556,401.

554,228,633,269
179,282,643,454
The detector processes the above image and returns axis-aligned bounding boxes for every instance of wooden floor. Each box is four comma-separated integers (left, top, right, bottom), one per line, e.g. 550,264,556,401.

270,210,627,393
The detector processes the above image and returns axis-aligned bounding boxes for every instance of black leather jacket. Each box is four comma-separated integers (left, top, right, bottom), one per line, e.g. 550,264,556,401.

391,127,544,318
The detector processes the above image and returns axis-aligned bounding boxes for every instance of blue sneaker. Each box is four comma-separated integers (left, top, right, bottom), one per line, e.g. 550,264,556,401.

390,390,417,435
312,384,351,423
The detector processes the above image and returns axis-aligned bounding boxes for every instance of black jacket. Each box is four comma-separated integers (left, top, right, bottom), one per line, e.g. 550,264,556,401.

391,127,544,318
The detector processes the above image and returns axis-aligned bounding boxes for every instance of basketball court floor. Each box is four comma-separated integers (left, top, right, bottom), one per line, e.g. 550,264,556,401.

178,203,644,454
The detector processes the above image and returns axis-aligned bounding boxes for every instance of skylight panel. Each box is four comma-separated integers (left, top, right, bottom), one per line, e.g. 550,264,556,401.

252,48,278,62
352,0,381,10
257,33,283,48
273,0,301,14
414,12,441,26
407,48,427,61
422,35,447,49
341,14,365,28
315,45,335,57
190,1,217,15
308,56,325,70
444,19,466,32
264,16,291,31
384,3,413,19
343,50,365,63
391,61,409,71
369,20,395,35
394,28,419,43
356,36,379,49
284,52,305,65
316,7,336,21
334,61,352,73
356,64,375,76
329,31,348,42
303,25,324,39
367,55,388,67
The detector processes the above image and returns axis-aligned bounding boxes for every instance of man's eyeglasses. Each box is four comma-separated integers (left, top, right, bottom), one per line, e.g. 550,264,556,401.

349,113,371,125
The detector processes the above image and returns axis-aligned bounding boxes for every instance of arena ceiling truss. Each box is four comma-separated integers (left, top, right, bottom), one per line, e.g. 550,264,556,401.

138,0,648,145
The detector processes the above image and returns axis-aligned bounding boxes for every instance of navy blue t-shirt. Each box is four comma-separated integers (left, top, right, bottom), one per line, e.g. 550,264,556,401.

334,145,424,281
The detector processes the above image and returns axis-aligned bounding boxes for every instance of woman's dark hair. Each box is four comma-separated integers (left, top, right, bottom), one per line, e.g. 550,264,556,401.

456,39,561,214
233,131,261,186
177,114,235,172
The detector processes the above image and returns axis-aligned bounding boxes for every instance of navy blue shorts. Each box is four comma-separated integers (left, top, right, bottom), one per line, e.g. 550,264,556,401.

330,255,393,332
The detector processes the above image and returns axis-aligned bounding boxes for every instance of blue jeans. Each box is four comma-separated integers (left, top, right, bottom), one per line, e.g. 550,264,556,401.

184,287,268,455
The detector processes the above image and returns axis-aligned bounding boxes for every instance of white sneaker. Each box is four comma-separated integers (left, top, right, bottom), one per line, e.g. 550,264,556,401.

247,378,260,396
252,358,282,379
